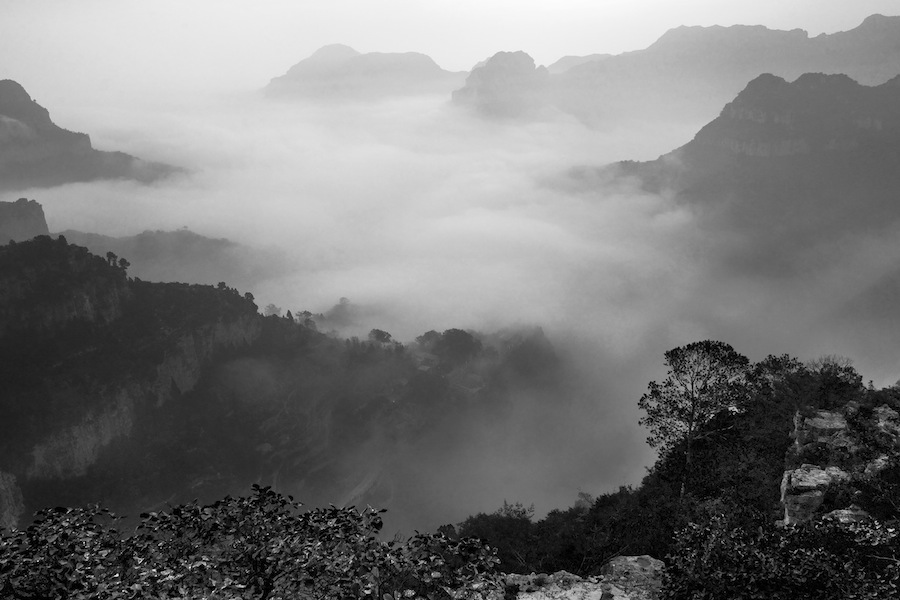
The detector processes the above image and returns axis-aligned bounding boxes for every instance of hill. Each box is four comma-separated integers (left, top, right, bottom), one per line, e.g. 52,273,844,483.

265,44,466,100
0,79,179,191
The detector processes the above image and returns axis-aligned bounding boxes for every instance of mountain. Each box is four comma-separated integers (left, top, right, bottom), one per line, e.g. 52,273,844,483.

604,72,900,268
265,44,467,100
450,51,551,118
58,228,288,292
454,14,900,126
546,53,611,75
0,198,49,243
0,80,179,191
0,236,563,531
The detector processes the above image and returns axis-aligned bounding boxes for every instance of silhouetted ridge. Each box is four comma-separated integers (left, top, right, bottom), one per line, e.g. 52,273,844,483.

0,80,180,191
265,45,465,100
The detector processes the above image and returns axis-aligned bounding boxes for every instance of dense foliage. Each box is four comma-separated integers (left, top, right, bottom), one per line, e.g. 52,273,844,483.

664,512,900,599
0,486,500,600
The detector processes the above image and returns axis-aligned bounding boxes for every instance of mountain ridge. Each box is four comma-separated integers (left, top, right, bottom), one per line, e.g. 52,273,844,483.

265,45,466,100
0,79,180,191
454,14,900,125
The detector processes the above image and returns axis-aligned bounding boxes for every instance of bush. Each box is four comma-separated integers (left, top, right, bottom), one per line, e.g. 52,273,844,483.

0,486,500,600
663,511,900,600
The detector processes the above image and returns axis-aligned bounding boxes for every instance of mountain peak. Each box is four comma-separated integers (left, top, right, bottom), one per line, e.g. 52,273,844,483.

308,44,360,62
858,13,900,29
0,79,52,126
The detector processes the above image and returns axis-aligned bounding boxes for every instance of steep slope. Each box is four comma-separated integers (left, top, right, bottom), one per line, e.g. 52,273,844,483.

0,198,49,243
265,44,466,100
454,14,900,126
0,80,178,191
601,72,900,269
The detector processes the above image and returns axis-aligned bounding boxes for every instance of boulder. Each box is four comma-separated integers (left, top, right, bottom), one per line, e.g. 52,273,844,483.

824,504,872,524
503,556,664,600
780,464,850,524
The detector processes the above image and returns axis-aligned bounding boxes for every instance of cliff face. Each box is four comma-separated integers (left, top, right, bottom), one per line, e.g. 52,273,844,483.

0,237,264,527
0,79,178,191
0,198,49,244
781,401,900,525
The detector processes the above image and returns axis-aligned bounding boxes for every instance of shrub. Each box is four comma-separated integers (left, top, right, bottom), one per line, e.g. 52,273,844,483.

663,511,900,600
0,486,500,600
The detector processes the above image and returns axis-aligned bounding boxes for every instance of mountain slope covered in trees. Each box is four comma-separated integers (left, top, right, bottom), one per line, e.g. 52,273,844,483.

0,236,566,535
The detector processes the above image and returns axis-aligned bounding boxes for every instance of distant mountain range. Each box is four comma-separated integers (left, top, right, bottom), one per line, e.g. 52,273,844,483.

453,14,900,124
265,44,466,100
0,80,179,191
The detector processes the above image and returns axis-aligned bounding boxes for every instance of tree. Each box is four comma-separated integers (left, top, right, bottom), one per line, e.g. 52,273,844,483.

638,340,749,497
434,329,482,366
117,257,130,271
264,303,282,317
368,329,392,344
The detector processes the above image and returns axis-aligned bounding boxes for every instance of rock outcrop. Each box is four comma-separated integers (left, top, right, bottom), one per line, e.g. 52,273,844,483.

780,401,900,525
0,471,24,530
503,555,664,599
0,79,178,191
0,198,49,244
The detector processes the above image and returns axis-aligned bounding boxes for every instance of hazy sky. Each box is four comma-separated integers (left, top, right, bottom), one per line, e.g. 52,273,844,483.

2,0,898,103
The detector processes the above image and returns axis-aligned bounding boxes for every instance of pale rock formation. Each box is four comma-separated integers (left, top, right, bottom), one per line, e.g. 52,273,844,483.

0,471,24,529
781,464,850,525
503,556,664,600
27,390,134,480
824,504,872,524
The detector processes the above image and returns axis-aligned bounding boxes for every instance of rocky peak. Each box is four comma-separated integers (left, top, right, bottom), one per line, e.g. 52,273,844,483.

0,198,50,244
0,79,53,128
451,51,550,117
688,72,900,158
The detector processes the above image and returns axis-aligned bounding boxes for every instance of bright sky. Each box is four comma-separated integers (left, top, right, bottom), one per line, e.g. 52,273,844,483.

1,0,898,104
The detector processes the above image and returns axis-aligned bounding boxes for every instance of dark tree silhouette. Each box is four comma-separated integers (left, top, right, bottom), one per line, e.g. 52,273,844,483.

638,340,750,497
